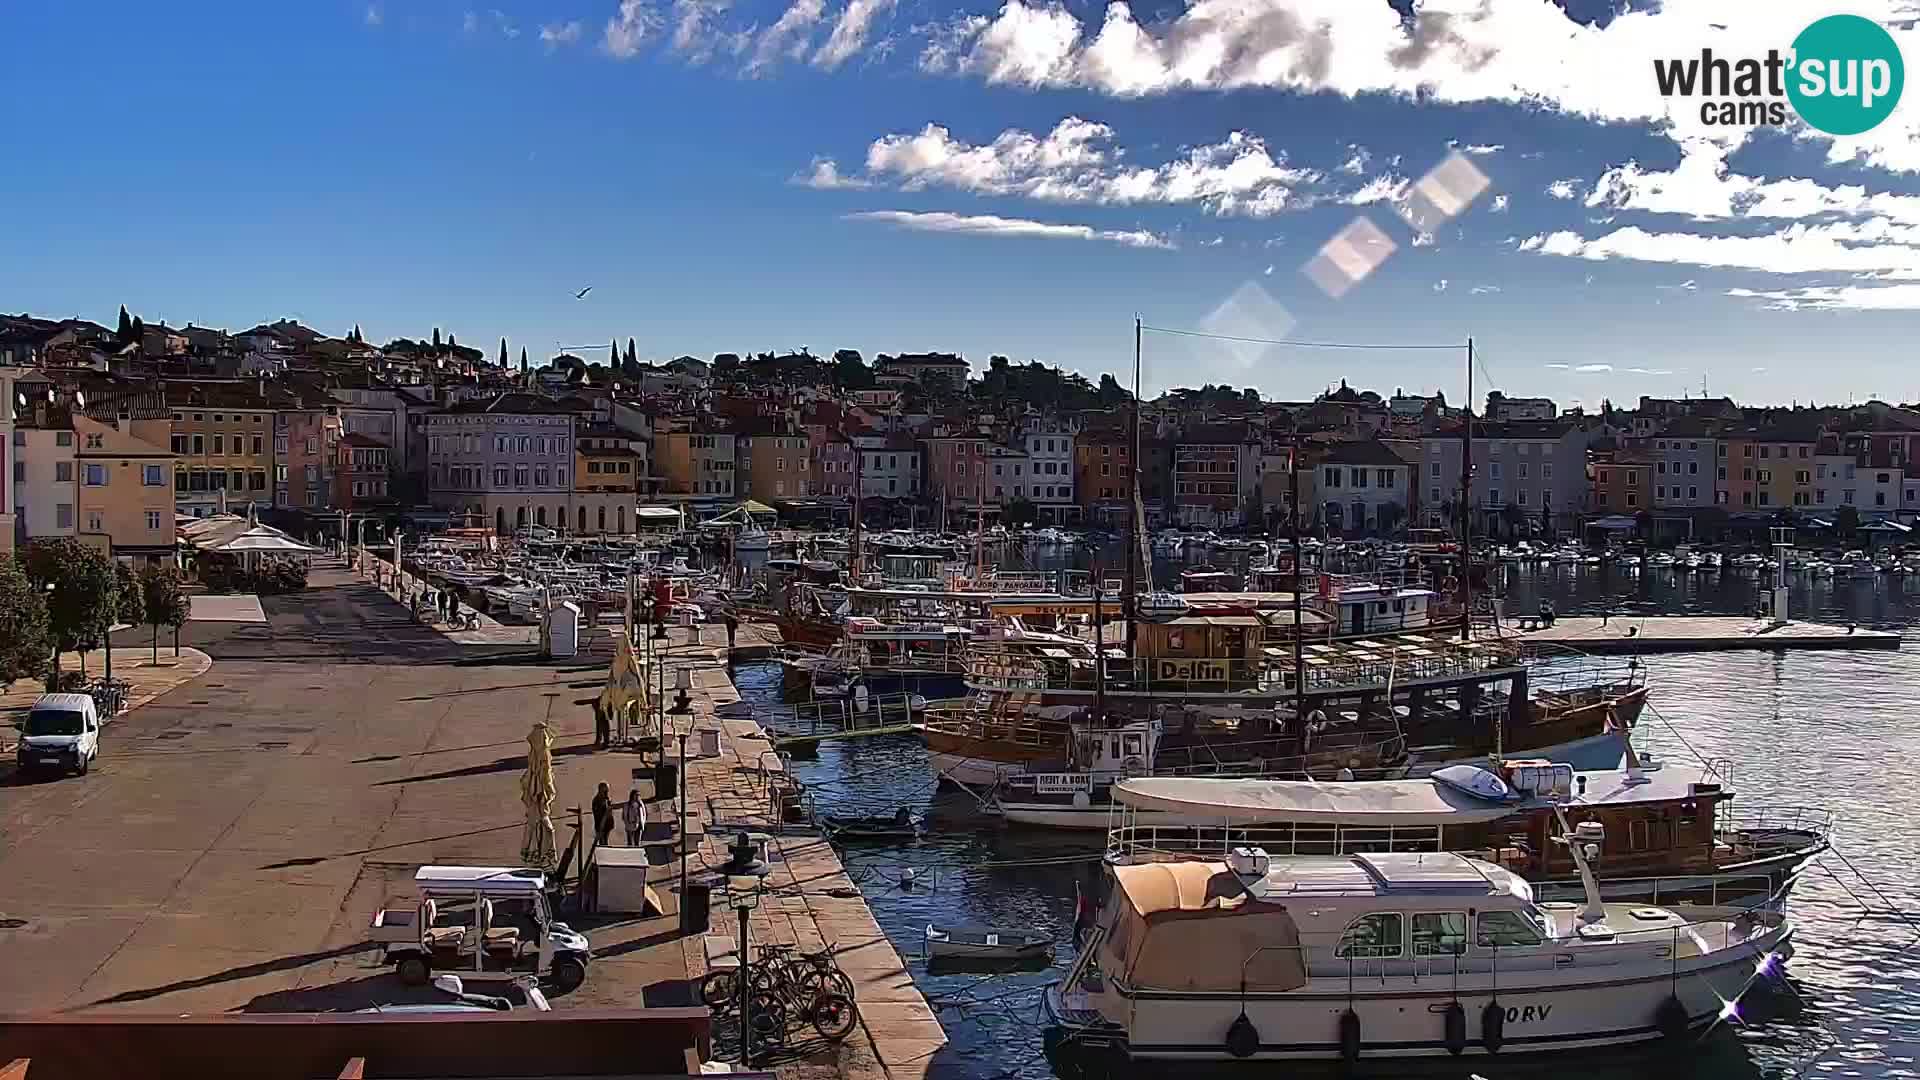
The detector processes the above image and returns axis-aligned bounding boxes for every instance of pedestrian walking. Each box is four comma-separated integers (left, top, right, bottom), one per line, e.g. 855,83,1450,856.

591,783,614,848
724,612,739,650
622,789,645,846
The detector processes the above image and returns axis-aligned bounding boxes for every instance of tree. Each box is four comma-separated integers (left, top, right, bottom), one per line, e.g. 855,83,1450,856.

832,349,874,390
432,327,441,349
626,338,638,367
0,557,49,690
1004,496,1039,526
115,562,146,638
920,372,956,402
499,338,509,367
447,333,457,349
116,305,133,343
130,315,145,346
610,337,621,373
1835,504,1861,539
19,538,117,685
520,346,529,373
1500,502,1524,538
352,323,364,344
1097,372,1130,406
713,353,741,378
138,563,189,664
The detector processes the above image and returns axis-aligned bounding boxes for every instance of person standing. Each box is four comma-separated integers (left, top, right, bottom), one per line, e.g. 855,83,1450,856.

724,612,739,651
593,700,610,749
622,789,645,846
591,783,614,848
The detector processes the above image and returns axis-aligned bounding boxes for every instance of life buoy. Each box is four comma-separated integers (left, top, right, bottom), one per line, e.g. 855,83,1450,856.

1071,790,1092,810
1225,1013,1259,1059
1443,1001,1466,1056
1481,1001,1505,1053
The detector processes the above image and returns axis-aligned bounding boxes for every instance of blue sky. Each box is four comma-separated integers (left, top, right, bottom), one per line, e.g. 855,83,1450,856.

6,0,1920,408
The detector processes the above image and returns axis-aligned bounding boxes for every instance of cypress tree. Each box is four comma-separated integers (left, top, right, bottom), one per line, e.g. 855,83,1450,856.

520,347,528,373
117,306,132,342
432,327,441,349
499,338,508,366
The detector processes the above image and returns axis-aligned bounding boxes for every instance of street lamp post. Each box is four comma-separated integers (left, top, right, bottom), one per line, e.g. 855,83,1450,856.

668,667,694,900
722,832,771,1063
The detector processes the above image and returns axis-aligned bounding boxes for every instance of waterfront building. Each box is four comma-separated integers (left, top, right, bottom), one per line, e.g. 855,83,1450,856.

74,401,176,564
164,381,275,519
1315,439,1410,535
425,392,576,534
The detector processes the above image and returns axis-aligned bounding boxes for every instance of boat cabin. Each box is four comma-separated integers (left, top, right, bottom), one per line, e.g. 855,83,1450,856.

838,618,971,674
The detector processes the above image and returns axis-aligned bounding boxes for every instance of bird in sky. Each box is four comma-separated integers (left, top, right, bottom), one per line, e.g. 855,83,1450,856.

575,286,593,299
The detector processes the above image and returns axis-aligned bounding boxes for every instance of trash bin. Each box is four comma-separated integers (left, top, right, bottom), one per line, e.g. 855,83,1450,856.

681,881,711,935
653,761,679,804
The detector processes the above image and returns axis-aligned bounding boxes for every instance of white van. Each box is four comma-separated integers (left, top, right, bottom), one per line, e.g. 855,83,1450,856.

14,693,102,776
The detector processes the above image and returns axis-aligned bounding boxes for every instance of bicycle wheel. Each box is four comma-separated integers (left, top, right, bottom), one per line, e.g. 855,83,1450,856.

810,992,858,1042
699,969,740,1011
747,991,788,1051
800,967,856,1003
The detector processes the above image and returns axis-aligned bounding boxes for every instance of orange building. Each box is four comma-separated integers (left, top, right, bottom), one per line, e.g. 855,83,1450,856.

1721,428,1817,511
1591,458,1653,514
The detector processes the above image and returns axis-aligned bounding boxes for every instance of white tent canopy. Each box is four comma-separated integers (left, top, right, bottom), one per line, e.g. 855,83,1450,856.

205,526,321,554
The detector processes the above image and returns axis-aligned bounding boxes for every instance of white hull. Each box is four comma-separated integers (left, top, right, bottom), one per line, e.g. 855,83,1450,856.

1057,928,1791,1061
927,752,1031,789
998,804,1195,829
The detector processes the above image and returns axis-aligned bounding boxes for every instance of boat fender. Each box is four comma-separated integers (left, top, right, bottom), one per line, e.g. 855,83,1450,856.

1443,1001,1466,1056
1071,790,1092,810
1481,1001,1505,1053
1656,994,1689,1041
1225,1013,1260,1059
1338,1008,1361,1064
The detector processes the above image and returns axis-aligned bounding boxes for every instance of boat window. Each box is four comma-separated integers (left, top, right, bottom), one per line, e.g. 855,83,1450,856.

1110,738,1120,760
1123,734,1143,756
1630,819,1650,851
1475,910,1545,949
1411,913,1467,956
1334,913,1403,959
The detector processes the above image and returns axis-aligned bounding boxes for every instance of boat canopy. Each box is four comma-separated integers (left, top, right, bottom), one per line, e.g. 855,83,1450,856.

1114,757,1724,825
1102,862,1306,993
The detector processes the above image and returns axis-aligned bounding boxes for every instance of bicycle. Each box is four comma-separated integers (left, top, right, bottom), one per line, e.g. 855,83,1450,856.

699,943,858,1043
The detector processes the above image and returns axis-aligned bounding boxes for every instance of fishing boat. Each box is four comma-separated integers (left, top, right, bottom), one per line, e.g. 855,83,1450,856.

786,618,972,701
1043,837,1794,1064
925,925,1053,964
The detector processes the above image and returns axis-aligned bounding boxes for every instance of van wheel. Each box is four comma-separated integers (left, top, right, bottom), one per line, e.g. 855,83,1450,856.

552,956,587,993
397,955,429,986
76,754,89,776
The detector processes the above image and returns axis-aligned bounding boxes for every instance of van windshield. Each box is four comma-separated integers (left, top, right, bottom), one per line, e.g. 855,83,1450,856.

26,710,86,737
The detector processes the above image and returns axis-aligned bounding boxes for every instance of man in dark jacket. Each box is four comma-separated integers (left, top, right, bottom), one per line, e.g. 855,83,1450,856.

591,782,614,848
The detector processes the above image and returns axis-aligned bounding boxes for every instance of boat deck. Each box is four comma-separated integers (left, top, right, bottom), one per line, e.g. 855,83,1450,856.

1499,615,1900,654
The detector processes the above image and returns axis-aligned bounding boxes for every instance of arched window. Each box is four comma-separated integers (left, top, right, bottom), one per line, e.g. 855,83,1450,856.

496,507,507,534
598,505,607,531
617,505,627,533
516,507,528,527
579,505,588,533
535,506,547,526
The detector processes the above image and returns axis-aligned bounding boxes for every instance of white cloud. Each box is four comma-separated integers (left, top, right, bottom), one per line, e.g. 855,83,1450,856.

844,209,1173,249
1729,283,1920,310
1343,173,1408,206
1470,284,1501,294
1574,363,1613,373
858,118,1321,218
1433,278,1449,292
1337,146,1370,176
913,0,1920,173
792,157,873,190
604,0,656,58
1489,194,1509,213
1543,362,1571,369
1623,366,1673,375
1263,264,1275,275
1546,179,1579,200
540,20,584,48
463,10,480,34
1520,218,1920,280
816,0,896,69
1454,142,1503,156
490,9,520,38
1587,140,1920,230
1201,235,1224,247
667,0,731,62
364,5,382,27
750,0,826,74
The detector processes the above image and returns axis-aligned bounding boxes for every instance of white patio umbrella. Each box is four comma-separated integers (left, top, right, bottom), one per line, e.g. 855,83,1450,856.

208,527,321,553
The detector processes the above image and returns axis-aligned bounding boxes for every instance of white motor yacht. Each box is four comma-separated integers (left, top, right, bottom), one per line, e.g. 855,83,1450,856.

1046,823,1792,1064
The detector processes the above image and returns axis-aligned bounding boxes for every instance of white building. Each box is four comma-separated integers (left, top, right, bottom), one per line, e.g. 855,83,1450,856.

1316,440,1411,534
1021,416,1077,522
1648,422,1716,509
854,434,920,500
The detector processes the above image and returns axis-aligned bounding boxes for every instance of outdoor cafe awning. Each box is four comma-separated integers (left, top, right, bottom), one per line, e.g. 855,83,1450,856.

206,526,321,553
739,500,778,515
1863,518,1913,533
634,506,682,520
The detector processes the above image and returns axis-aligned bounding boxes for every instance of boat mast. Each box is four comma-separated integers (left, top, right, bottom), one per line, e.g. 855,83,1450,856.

851,433,864,584
1289,420,1305,728
1123,316,1142,652
1459,336,1474,643
1091,558,1106,721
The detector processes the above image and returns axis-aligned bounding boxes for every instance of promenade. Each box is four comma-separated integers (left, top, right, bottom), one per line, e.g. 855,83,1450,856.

0,562,944,1080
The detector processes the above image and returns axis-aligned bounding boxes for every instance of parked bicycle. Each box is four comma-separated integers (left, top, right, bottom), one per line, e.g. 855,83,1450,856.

84,678,131,717
699,942,858,1046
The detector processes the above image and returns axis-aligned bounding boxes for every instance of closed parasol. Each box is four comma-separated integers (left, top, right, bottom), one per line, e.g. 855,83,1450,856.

520,720,557,866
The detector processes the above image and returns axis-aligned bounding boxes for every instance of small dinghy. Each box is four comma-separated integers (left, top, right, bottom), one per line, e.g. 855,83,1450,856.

925,925,1053,963
822,807,923,841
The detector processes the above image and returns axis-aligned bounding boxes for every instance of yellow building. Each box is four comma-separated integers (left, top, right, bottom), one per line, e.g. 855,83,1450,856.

74,409,177,564
165,381,275,517
572,424,643,535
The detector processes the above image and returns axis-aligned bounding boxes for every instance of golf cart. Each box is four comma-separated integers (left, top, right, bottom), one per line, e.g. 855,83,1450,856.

370,866,591,992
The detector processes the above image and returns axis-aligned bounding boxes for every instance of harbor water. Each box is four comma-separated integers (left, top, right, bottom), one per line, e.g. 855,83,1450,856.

734,546,1920,1078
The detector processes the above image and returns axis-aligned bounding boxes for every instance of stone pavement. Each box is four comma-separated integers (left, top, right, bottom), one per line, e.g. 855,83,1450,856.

0,569,948,1080
561,623,948,1080
0,647,214,757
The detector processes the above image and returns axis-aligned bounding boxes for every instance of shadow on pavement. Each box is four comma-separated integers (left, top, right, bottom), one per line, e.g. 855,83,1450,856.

369,743,600,788
87,942,377,1007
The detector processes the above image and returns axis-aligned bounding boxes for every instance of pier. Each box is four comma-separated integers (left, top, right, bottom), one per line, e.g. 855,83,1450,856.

1500,615,1901,654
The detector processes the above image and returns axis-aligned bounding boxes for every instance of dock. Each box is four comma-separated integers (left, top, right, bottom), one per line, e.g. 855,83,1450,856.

1499,615,1901,654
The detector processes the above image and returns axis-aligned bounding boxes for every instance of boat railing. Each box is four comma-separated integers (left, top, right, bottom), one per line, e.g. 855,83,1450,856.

1525,872,1784,910
1106,821,1447,865
966,646,1517,696
1719,805,1835,841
